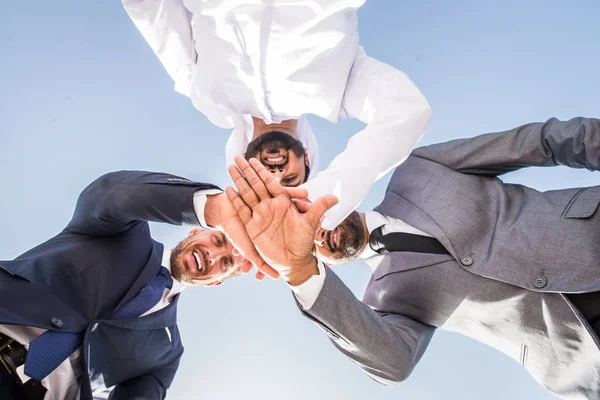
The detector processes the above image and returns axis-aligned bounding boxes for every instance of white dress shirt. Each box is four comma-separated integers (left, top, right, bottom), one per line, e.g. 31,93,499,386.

292,211,431,310
0,190,216,399
122,0,432,230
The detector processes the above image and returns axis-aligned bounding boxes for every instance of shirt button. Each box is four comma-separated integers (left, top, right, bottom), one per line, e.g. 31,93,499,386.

532,276,547,289
51,317,63,328
460,256,473,266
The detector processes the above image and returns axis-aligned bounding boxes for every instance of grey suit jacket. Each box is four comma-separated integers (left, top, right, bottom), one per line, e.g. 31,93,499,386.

303,117,600,399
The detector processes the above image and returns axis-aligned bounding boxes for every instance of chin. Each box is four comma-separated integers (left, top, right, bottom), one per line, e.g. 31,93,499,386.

316,253,346,266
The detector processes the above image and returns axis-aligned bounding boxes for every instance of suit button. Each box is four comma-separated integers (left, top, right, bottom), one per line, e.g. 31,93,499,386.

51,317,63,328
460,256,473,266
532,276,547,289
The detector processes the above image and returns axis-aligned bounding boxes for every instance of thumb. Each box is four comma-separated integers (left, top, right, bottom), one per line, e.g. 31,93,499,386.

306,195,339,227
283,186,309,199
292,198,312,213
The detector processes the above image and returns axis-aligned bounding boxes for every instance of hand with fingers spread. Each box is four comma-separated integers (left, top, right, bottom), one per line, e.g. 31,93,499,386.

227,155,338,286
204,192,279,280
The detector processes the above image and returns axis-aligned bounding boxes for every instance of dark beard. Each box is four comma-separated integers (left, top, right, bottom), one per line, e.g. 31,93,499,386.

333,211,366,262
245,131,305,169
169,240,187,283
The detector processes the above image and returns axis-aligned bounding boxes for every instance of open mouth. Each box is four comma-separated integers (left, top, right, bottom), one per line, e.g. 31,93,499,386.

191,250,209,275
326,227,340,252
262,149,287,166
265,156,285,164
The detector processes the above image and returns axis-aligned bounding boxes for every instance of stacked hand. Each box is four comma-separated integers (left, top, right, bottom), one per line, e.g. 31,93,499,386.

206,192,279,280
226,155,338,285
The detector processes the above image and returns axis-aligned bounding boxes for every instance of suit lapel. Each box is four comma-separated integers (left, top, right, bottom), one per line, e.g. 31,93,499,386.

112,241,164,313
102,295,179,330
374,190,457,259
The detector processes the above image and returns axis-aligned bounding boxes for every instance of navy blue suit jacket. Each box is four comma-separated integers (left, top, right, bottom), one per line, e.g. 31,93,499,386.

0,171,221,399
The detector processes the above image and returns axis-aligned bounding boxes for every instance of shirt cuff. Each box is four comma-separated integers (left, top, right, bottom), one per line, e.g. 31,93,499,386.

289,261,327,310
193,189,223,229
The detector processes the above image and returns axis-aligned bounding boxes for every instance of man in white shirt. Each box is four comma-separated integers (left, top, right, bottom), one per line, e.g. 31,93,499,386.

122,0,432,231
0,169,287,400
226,116,600,399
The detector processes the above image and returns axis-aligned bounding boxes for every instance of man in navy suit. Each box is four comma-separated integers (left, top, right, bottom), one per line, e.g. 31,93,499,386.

0,170,270,400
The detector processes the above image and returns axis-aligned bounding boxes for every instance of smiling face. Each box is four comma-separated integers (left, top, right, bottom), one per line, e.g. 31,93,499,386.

170,229,244,286
245,131,310,186
313,211,368,265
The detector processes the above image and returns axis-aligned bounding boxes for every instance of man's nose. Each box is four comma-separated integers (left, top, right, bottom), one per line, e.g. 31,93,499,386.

270,169,284,182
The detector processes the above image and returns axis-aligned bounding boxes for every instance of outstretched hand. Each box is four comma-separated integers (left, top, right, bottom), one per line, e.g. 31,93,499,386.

207,192,279,279
227,155,338,284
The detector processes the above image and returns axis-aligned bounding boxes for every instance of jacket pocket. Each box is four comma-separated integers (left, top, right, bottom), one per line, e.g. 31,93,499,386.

563,187,600,219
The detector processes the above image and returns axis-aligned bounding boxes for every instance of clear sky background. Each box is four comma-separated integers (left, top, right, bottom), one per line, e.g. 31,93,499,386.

1,1,599,399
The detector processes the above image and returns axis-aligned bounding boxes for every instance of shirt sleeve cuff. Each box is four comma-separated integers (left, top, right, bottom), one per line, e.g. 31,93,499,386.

193,189,223,229
289,261,327,310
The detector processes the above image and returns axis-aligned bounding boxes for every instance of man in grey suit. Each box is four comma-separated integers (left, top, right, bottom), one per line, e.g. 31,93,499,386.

226,117,600,400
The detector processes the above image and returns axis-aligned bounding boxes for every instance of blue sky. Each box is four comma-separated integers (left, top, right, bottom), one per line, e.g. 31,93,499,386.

1,1,599,399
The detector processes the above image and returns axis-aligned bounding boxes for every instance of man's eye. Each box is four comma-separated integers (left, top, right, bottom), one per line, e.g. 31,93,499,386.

214,236,222,247
284,176,296,183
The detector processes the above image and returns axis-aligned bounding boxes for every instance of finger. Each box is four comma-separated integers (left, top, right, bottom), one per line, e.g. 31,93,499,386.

283,186,309,199
241,260,254,274
292,198,312,213
234,155,272,201
225,186,252,224
255,271,266,281
256,261,280,279
239,250,279,279
235,241,280,279
306,195,339,227
228,164,261,208
248,158,287,197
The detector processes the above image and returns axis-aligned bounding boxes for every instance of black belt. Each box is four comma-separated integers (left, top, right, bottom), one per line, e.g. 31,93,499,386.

0,333,46,400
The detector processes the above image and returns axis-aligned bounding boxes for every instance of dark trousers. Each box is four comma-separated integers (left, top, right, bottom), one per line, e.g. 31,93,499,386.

0,366,26,400
567,292,600,337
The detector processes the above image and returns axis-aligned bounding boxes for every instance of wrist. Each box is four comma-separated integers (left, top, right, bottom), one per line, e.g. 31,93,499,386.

204,193,222,228
286,256,319,287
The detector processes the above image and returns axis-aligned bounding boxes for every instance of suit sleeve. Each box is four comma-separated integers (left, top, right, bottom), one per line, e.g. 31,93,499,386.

412,117,600,176
122,0,196,97
65,170,221,236
302,47,431,230
300,269,435,385
108,352,182,400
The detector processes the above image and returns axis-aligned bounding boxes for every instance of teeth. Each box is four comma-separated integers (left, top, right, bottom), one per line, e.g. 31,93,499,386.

193,251,202,271
267,157,284,162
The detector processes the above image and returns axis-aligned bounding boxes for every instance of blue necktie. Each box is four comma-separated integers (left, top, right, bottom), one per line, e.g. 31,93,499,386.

25,266,173,381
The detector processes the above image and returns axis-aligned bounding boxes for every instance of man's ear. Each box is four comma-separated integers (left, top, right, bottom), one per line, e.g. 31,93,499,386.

303,148,310,166
188,228,202,238
205,280,223,287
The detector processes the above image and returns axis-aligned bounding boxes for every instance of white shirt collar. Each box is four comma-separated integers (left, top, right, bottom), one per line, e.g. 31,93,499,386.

360,211,388,259
162,248,186,300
